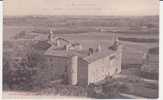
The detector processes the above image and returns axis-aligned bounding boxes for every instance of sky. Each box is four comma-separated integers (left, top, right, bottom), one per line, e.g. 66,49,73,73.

4,0,159,16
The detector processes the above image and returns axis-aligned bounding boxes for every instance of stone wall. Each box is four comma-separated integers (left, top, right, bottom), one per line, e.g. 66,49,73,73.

88,55,111,84
45,55,89,86
45,56,69,81
43,45,123,86
77,58,88,86
88,45,122,84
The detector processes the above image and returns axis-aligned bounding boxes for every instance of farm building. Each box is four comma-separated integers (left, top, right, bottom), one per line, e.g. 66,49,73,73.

141,47,159,79
43,32,123,86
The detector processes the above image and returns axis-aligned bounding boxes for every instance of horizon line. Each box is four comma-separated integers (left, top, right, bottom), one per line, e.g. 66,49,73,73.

4,14,159,18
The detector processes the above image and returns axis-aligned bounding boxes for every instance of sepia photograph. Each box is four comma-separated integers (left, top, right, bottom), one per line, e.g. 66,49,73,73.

3,0,159,99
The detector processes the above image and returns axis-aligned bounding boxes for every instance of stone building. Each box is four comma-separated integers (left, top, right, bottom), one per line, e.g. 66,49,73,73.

43,35,123,86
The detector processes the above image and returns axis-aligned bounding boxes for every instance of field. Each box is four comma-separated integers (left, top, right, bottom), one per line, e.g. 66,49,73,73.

4,16,159,65
3,15,159,98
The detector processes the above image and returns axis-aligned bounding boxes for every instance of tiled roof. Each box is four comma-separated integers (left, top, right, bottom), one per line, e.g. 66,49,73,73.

83,50,115,63
44,45,116,63
44,46,88,58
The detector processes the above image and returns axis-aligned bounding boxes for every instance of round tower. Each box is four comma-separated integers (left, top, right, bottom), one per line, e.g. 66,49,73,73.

48,29,54,44
96,42,102,52
109,33,120,50
68,56,78,85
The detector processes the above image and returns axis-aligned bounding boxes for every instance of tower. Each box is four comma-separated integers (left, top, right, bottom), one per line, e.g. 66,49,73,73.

88,48,94,56
48,29,54,43
50,29,53,42
56,38,61,47
109,33,120,51
96,42,102,52
112,33,119,44
68,56,78,85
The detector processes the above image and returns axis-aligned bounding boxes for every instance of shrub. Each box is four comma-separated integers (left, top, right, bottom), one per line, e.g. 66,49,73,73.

3,43,49,91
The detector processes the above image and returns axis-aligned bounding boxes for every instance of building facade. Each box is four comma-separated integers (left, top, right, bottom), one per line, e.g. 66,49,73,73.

43,31,122,86
44,44,122,86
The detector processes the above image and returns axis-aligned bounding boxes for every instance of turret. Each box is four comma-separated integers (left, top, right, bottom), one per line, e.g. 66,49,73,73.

109,33,120,51
48,29,54,43
88,48,94,56
56,39,60,47
96,42,102,52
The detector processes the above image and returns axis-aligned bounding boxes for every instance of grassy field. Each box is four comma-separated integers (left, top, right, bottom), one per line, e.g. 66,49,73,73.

4,16,159,39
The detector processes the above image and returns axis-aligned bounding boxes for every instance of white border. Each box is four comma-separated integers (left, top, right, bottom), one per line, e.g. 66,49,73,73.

0,1,162,100
159,1,163,100
0,1,2,100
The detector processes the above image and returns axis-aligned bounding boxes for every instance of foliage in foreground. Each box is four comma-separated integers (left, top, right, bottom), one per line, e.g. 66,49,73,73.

3,42,49,91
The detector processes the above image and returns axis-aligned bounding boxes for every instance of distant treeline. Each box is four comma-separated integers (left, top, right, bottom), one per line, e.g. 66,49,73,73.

4,16,159,29
119,37,159,43
31,28,100,34
31,26,158,35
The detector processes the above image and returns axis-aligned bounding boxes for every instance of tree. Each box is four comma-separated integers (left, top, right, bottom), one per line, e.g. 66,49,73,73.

3,42,49,91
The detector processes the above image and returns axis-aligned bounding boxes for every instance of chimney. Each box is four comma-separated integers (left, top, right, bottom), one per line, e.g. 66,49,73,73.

88,48,94,56
48,32,51,41
109,33,120,51
78,44,82,50
56,39,60,47
96,42,102,52
48,29,54,43
66,45,69,52
64,44,70,52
